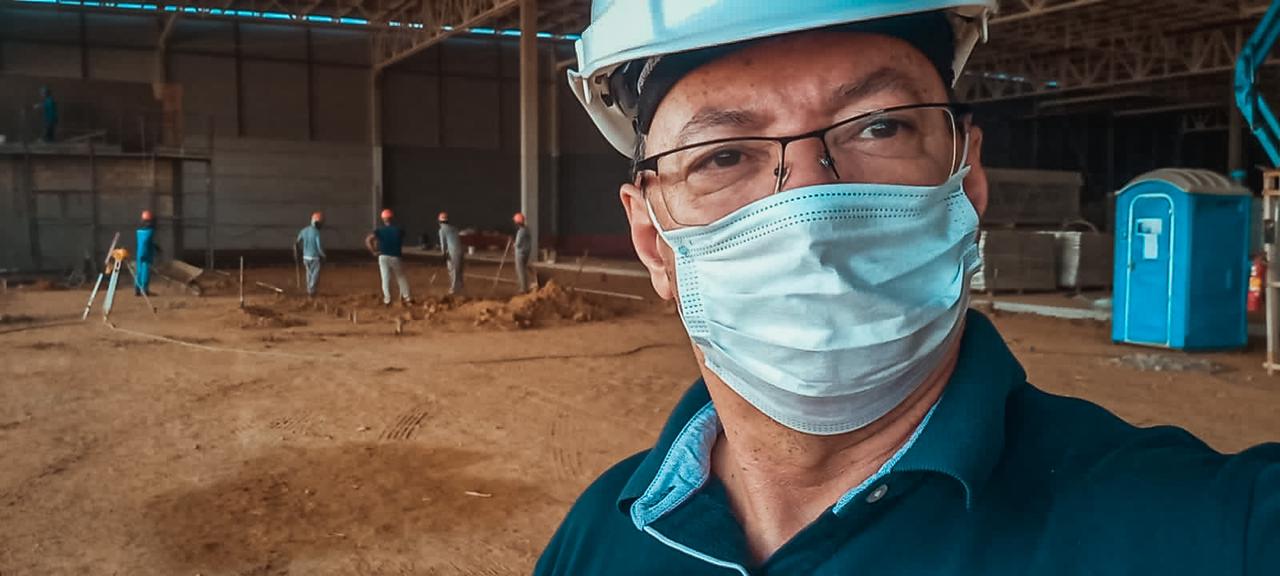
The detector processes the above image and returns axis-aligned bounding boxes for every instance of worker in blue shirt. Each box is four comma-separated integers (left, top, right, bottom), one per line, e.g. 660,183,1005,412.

513,212,533,293
295,211,326,297
536,2,1280,575
365,208,412,306
134,210,158,297
35,86,57,143
438,211,464,295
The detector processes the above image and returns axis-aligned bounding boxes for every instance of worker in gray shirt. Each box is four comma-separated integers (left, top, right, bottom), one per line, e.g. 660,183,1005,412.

513,212,534,293
438,211,464,295
294,211,326,297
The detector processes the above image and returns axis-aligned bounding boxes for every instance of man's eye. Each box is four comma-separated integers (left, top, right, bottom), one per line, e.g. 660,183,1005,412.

860,119,903,139
710,150,743,168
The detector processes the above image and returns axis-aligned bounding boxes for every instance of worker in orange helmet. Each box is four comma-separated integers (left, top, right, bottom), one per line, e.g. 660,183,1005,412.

513,212,534,293
438,211,464,295
294,211,327,297
134,209,158,297
365,208,412,306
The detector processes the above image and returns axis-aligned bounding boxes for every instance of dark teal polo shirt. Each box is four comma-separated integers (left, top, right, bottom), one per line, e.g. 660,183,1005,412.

535,311,1280,575
374,225,404,257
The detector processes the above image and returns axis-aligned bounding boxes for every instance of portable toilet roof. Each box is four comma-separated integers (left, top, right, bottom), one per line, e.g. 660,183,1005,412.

1118,168,1250,196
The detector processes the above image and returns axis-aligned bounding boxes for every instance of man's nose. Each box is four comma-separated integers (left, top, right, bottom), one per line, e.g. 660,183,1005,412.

777,138,839,192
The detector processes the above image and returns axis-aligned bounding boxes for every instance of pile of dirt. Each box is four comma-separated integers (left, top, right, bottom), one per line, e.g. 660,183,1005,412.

285,293,420,324
232,305,307,329
463,280,609,329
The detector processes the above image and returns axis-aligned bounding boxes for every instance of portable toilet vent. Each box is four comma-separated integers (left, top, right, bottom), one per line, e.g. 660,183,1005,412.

1112,169,1252,350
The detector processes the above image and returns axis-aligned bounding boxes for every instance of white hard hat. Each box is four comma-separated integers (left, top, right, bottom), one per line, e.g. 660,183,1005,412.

568,0,998,156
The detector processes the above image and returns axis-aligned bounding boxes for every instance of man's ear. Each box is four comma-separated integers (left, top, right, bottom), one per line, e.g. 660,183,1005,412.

962,125,988,218
620,183,676,300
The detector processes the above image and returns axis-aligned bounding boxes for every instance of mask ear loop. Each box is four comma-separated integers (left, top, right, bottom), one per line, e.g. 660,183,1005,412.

954,113,972,175
637,172,675,239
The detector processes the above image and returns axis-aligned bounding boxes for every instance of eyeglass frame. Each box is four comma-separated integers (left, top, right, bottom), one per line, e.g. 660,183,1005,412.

633,101,973,203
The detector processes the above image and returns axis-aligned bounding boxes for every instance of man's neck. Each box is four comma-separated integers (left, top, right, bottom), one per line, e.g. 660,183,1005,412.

704,337,960,565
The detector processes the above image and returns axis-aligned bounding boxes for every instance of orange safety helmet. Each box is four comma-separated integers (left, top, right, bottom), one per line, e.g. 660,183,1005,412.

512,212,525,225
437,211,449,222
311,211,324,223
140,210,154,221
380,208,394,220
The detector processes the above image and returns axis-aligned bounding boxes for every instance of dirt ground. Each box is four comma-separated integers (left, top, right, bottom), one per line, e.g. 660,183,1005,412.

1,261,1278,576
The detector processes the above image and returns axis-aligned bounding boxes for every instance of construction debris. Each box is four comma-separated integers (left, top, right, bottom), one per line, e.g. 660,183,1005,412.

255,281,286,294
1108,353,1229,374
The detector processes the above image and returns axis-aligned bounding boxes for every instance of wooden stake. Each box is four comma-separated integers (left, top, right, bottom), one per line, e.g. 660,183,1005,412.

490,238,512,296
573,249,590,287
238,256,244,309
570,286,645,301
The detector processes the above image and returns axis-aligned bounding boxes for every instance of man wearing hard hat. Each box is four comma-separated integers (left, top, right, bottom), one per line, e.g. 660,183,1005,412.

365,208,412,306
536,1,1280,574
135,210,158,297
512,212,533,293
295,211,327,297
438,211,464,295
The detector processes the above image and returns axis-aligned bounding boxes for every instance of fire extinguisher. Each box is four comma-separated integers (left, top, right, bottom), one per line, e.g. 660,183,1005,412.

1248,255,1266,313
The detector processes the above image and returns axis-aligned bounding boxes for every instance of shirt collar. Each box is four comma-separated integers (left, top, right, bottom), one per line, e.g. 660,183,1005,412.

892,309,1025,507
617,310,1025,517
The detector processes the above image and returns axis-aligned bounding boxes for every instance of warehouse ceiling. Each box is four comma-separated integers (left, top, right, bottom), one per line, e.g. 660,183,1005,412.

15,0,1279,116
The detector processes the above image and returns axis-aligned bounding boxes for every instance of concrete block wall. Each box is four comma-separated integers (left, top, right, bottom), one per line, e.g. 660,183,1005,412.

0,152,182,271
0,157,31,271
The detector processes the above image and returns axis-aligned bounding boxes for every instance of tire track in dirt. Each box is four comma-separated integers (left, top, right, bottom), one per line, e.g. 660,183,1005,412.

380,406,430,441
447,559,510,576
548,416,587,483
268,412,313,436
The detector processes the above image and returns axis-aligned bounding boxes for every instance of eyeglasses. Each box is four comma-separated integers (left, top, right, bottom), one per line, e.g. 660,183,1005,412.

636,102,971,226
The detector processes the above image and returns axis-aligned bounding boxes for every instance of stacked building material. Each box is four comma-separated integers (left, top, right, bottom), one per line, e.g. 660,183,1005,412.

972,230,1059,293
983,168,1083,226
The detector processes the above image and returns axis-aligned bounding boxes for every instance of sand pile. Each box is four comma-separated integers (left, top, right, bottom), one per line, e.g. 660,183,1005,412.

463,280,608,329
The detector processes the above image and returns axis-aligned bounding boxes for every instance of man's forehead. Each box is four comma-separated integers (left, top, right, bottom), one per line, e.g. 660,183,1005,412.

649,32,944,143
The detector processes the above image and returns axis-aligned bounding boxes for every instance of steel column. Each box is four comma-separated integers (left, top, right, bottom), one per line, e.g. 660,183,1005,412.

519,0,539,257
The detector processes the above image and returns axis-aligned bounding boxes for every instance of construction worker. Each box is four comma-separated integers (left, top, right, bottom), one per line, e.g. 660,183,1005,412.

437,211,464,295
295,211,326,297
512,212,533,293
535,1,1280,574
34,86,57,143
135,210,157,296
366,209,412,306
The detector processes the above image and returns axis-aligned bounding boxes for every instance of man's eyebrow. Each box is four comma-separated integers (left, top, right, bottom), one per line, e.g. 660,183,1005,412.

674,109,762,147
833,67,925,107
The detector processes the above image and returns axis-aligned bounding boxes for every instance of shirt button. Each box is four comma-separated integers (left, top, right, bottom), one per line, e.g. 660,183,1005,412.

866,484,889,503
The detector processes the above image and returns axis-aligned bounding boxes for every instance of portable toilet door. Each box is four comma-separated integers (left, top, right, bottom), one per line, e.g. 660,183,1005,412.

1121,191,1176,346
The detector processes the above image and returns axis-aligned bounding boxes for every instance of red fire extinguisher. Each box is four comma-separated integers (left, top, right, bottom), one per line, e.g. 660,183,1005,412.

1249,255,1266,313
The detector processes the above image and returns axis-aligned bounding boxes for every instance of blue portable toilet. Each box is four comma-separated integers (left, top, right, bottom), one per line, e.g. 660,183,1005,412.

1112,168,1252,350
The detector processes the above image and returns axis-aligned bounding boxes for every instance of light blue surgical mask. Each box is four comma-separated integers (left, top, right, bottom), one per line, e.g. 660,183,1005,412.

649,168,981,435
